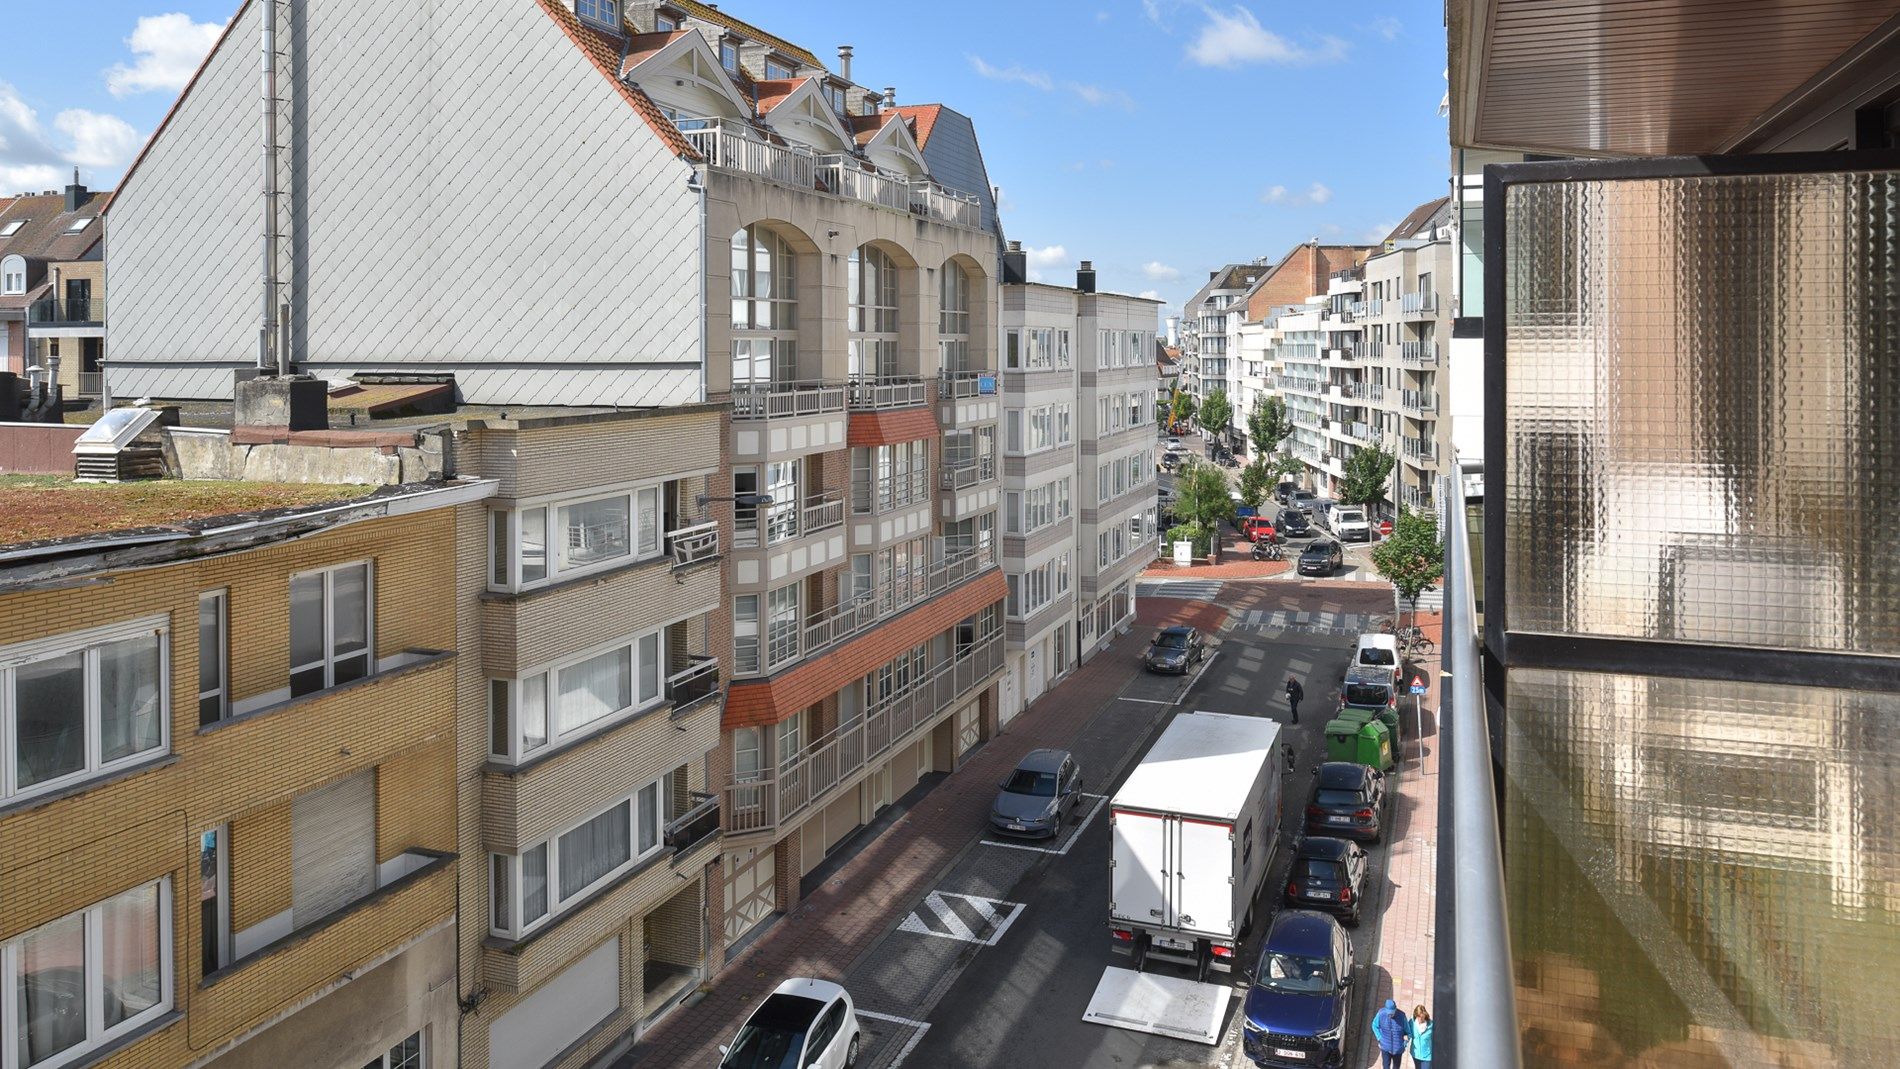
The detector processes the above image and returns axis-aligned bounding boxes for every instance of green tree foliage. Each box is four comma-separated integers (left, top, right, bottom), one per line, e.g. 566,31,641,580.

1170,389,1198,432
1199,389,1233,440
1337,444,1397,509
1247,396,1294,458
1238,459,1273,509
1371,509,1445,614
1165,522,1212,558
1175,461,1235,531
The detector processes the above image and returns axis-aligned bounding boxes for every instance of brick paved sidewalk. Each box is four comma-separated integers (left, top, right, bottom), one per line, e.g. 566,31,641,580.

1142,526,1295,580
623,597,1227,1067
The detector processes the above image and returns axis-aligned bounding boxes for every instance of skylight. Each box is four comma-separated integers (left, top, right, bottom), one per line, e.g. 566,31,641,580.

0,220,24,238
65,217,93,234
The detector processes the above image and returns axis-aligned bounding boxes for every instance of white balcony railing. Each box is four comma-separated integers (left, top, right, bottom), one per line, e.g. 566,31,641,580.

1402,291,1440,316
680,119,815,190
846,376,928,411
731,380,848,420
735,493,845,549
910,179,981,229
1401,389,1441,415
1402,341,1440,366
938,369,997,400
818,155,911,212
667,521,720,568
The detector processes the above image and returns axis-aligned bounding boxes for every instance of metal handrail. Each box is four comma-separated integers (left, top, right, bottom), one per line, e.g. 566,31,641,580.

665,655,721,711
939,454,996,491
846,376,928,411
938,369,997,399
1438,466,1522,1067
909,178,981,229
680,119,817,191
817,155,911,212
731,380,848,420
664,791,721,854
27,296,104,324
667,521,720,568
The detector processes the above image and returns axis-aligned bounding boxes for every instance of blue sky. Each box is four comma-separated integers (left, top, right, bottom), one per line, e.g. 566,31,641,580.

0,0,1448,316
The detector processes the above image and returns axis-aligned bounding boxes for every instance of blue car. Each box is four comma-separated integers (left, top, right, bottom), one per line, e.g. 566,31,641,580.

1242,910,1353,1067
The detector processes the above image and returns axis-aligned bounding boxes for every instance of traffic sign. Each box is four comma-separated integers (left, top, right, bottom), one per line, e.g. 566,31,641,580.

1409,675,1427,695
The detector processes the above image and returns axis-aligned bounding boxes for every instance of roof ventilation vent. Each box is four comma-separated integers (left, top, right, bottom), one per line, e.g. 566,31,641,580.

73,406,167,482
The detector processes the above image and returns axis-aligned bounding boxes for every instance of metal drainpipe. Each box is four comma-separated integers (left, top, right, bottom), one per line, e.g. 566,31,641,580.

260,0,282,375
691,164,708,405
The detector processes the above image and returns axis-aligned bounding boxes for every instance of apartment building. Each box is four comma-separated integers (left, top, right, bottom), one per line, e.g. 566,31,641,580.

0,418,491,1069
1350,198,1454,514
0,175,106,400
997,258,1159,717
1177,261,1270,406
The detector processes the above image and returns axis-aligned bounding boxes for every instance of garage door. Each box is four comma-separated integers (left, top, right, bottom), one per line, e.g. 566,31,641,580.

489,935,619,1069
723,847,776,945
957,702,981,754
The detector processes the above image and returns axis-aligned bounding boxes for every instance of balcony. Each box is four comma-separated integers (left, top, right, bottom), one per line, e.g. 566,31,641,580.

938,369,998,400
847,376,928,411
78,372,103,396
1403,435,1439,461
818,155,911,212
667,521,720,569
853,469,932,515
731,380,848,420
910,179,982,229
1345,382,1386,402
1341,421,1374,443
26,296,104,326
664,791,721,856
1349,298,1384,318
724,632,1003,834
1401,389,1441,415
735,493,845,549
1401,291,1440,316
666,655,723,716
1401,340,1440,366
939,454,997,491
1401,483,1434,512
680,119,816,191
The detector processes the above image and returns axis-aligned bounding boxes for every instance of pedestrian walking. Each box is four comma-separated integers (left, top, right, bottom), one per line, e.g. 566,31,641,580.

1409,1005,1434,1068
1371,999,1410,1069
1285,676,1304,724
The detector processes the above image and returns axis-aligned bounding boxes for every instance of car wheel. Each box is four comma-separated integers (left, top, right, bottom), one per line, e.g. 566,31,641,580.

845,1033,861,1068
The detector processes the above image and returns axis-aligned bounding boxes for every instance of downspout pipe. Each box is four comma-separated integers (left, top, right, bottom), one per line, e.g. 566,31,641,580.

260,0,283,375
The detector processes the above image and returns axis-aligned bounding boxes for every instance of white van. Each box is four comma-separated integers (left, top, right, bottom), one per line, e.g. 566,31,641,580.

1332,505,1371,542
1354,633,1401,685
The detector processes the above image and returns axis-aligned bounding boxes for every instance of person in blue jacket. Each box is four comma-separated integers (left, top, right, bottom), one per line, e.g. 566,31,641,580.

1371,998,1410,1069
1409,1004,1434,1068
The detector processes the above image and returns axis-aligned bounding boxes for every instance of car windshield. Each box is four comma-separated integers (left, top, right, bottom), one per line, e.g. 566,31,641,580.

1303,545,1331,557
1257,951,1335,993
1336,510,1363,521
720,995,821,1069
1294,491,1315,502
1004,769,1059,796
1359,648,1395,666
1154,632,1191,649
1315,788,1364,807
1297,859,1344,881
1344,683,1391,706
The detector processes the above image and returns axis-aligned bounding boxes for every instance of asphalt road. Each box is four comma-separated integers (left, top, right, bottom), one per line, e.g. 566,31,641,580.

898,585,1400,1069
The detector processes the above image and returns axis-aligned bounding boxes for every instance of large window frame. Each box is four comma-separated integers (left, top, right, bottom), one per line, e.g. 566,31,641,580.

848,246,901,381
197,591,227,727
488,776,670,939
0,615,170,804
731,225,799,387
488,481,666,593
288,561,373,698
487,628,667,763
0,879,174,1069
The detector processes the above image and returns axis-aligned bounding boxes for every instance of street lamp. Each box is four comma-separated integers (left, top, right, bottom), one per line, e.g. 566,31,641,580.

696,493,775,508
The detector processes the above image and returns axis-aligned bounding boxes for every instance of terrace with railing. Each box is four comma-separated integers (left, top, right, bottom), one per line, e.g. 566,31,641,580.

939,454,997,491
666,521,720,568
665,655,722,715
1345,382,1386,402
1401,340,1440,366
724,630,1004,834
1401,291,1440,316
663,791,721,855
730,380,848,420
846,376,928,411
1401,388,1441,415
909,179,982,229
734,492,846,549
1403,435,1439,461
27,296,105,326
938,369,998,400
1350,298,1385,318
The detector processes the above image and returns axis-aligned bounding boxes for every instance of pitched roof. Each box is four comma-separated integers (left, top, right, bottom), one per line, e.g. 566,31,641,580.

623,29,688,70
1384,196,1452,243
0,191,108,312
753,77,806,114
887,104,943,148
848,111,894,145
664,0,823,69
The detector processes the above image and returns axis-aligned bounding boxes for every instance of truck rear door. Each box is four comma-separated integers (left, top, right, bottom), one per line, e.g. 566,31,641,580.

1111,809,1174,928
1174,818,1234,937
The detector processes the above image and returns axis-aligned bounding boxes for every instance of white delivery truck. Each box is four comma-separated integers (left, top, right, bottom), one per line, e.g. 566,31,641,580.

1109,711,1283,981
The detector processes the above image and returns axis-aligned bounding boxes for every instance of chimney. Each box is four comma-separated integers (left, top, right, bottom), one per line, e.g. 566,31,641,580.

1076,260,1096,293
838,45,853,81
1003,241,1027,285
64,168,88,213
883,86,896,107
1209,270,1218,280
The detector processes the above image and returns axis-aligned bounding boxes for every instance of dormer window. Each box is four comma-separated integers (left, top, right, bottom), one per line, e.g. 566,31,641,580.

65,217,93,234
1,255,24,295
575,0,618,30
720,40,739,72
764,57,794,80
0,220,23,238
654,12,677,30
823,84,845,115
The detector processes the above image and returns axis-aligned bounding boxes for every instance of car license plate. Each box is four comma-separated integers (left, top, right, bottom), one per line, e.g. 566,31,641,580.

1007,823,1026,831
1154,935,1192,950
1328,815,1349,823
1308,889,1332,899
1273,1049,1307,1060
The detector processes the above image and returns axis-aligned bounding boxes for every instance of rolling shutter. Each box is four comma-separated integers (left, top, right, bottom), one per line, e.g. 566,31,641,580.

291,770,376,928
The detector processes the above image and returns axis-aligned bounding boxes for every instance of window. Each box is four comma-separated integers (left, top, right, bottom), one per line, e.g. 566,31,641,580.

197,591,227,726
940,266,971,372
361,1032,424,1069
290,771,375,929
1008,553,1069,619
848,246,899,380
289,561,372,697
2,616,167,803
1004,330,1021,370
731,225,798,386
764,57,794,80
734,727,762,782
489,629,665,760
197,828,229,977
823,83,845,114
575,0,618,28
63,217,92,234
489,778,671,937
0,221,23,238
720,39,739,71
0,255,23,295
489,483,667,590
766,584,800,667
734,595,760,675
2,880,172,1069
654,12,677,30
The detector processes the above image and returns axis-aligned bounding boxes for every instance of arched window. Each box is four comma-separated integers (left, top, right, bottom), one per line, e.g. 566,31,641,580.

730,225,797,386
0,256,24,296
848,246,899,380
939,264,971,374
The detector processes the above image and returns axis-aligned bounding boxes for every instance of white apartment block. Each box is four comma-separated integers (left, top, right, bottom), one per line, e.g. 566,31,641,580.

998,257,1159,720
1178,262,1269,406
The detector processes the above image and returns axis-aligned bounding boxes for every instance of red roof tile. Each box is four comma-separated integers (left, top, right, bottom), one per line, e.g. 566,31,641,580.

537,0,698,159
847,408,939,448
623,29,688,71
887,104,943,148
847,111,894,145
753,77,808,115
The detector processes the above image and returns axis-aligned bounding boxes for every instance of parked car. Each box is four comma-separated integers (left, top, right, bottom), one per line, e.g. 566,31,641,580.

1298,540,1343,577
1304,761,1386,843
1241,515,1277,544
1161,452,1182,472
1292,489,1317,516
720,978,862,1069
1285,837,1368,926
1330,505,1371,542
990,748,1084,838
1142,625,1207,674
1274,481,1301,505
1242,910,1354,1068
1276,508,1312,538
1353,633,1401,686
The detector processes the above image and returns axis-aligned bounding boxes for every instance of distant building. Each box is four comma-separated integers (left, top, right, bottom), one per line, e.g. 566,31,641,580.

0,173,107,400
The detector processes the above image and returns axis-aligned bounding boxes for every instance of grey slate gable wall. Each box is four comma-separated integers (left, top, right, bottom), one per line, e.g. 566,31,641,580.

108,0,703,407
916,106,1001,251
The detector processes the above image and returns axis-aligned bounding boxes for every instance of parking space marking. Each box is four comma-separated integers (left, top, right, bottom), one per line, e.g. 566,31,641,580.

1118,696,1173,705
981,793,1108,855
897,891,1027,946
855,1010,932,1069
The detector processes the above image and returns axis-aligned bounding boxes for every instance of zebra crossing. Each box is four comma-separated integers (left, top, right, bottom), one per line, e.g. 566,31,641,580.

1238,609,1382,636
1136,579,1222,601
1408,588,1444,612
897,890,1026,946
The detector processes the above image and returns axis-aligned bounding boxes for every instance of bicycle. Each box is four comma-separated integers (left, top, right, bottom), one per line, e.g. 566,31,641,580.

1398,624,1435,655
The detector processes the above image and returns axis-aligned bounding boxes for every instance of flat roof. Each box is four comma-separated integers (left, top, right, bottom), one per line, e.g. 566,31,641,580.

0,475,380,548
1113,710,1280,820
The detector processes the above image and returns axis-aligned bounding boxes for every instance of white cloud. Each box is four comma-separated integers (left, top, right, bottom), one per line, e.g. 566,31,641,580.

967,54,1053,91
1260,184,1288,204
1364,221,1397,241
968,55,1132,109
1138,289,1163,301
1369,16,1402,40
1097,10,1112,21
1023,243,1068,283
1307,182,1332,204
1067,82,1135,110
0,84,140,192
106,13,224,97
1187,5,1348,68
1142,0,1169,25
1143,261,1181,282
1259,181,1332,206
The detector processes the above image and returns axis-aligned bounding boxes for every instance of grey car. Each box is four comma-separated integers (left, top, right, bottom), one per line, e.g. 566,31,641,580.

989,749,1084,838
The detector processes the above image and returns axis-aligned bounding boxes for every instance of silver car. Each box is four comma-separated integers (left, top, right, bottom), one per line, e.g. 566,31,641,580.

990,749,1084,838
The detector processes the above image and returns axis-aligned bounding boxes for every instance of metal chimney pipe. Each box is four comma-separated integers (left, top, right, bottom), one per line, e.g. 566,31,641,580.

260,0,283,375
883,86,896,107
838,45,853,81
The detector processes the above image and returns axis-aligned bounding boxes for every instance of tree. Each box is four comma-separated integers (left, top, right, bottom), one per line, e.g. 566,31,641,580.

1337,444,1396,510
1371,509,1444,619
1238,459,1273,509
1247,396,1294,460
1175,461,1235,532
1272,454,1305,480
1169,389,1198,432
1199,389,1233,441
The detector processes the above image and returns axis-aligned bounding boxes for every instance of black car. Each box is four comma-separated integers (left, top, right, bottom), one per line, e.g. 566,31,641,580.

1304,761,1386,843
1298,540,1343,576
1273,481,1300,505
1142,625,1206,674
1285,837,1369,925
1276,508,1312,538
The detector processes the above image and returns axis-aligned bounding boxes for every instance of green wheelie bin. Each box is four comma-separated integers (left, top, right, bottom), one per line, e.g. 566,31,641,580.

1355,718,1394,770
1324,718,1361,764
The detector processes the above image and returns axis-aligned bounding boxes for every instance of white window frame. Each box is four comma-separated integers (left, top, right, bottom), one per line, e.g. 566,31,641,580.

575,0,618,29
197,590,227,726
0,879,174,1069
288,561,374,697
362,1032,425,1069
487,626,667,763
0,614,170,804
488,777,670,938
488,480,667,593
0,255,23,296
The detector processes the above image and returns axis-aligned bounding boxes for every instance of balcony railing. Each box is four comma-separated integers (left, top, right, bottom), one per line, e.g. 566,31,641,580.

939,454,997,491
818,155,911,212
664,791,721,855
680,119,817,190
666,655,722,713
854,470,932,514
1401,389,1441,415
938,369,998,399
1401,484,1434,512
1342,421,1373,442
1402,340,1440,366
1349,298,1385,318
1403,436,1439,462
735,492,845,549
846,375,928,411
667,521,720,568
1401,291,1440,316
1345,382,1385,402
27,296,105,325
910,179,981,229
731,380,848,420
724,632,1003,833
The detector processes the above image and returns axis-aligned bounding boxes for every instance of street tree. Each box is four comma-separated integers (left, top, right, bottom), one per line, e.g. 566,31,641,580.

1238,459,1273,509
1199,389,1233,442
1337,444,1396,510
1247,396,1294,460
1371,509,1445,621
1170,389,1198,432
1175,460,1235,532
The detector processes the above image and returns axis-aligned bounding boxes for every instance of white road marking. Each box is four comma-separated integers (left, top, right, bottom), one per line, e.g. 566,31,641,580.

1175,650,1219,705
1117,696,1173,705
897,891,1027,946
856,1010,932,1069
982,794,1109,855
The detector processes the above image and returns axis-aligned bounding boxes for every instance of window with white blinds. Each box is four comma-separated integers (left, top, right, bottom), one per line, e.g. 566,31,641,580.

290,771,376,929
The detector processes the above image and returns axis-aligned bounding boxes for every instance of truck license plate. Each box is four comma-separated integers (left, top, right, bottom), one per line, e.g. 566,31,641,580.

1273,1049,1306,1060
1154,935,1192,950
1007,823,1025,831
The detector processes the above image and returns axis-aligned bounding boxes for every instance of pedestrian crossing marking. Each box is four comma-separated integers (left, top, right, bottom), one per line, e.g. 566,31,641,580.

897,890,1026,946
1239,609,1380,636
1138,580,1221,601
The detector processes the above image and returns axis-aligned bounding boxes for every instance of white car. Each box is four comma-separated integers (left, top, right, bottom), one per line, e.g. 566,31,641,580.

1331,505,1371,542
720,978,862,1069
